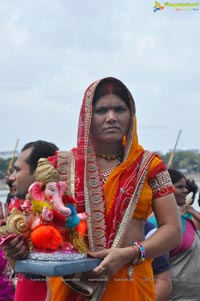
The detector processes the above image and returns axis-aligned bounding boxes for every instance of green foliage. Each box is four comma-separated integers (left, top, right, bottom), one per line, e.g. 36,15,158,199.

0,157,13,179
161,151,200,172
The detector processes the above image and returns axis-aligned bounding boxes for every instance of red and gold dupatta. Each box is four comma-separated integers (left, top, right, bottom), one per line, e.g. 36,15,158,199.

49,77,156,301
74,78,146,251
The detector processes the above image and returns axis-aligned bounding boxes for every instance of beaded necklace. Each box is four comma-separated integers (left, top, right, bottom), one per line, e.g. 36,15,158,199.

96,150,124,162
96,149,124,183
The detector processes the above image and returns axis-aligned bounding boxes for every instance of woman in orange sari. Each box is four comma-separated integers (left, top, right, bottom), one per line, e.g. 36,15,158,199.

49,77,181,301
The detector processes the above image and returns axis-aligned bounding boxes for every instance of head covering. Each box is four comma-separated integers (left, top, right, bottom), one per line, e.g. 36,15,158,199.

77,76,137,158
92,77,135,111
74,77,144,250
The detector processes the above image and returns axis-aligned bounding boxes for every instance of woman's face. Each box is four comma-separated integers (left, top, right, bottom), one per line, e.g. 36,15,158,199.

173,177,188,206
91,94,131,146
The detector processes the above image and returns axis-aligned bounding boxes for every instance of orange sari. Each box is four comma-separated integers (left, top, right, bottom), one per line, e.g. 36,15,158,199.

49,77,174,301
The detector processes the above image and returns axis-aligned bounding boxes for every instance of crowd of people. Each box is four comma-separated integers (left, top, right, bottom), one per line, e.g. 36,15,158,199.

149,169,200,300
0,77,199,301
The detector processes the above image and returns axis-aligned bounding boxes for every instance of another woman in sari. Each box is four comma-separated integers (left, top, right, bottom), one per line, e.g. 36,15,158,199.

167,169,200,301
49,77,181,301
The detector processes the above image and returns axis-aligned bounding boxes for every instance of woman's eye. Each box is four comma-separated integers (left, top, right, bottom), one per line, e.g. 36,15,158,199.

94,107,107,114
114,106,126,112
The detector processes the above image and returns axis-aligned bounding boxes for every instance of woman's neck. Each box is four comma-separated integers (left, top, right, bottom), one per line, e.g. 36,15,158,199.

93,141,124,155
97,157,121,172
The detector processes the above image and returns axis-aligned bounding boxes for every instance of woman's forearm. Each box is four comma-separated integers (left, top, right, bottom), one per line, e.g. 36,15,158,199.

141,224,181,259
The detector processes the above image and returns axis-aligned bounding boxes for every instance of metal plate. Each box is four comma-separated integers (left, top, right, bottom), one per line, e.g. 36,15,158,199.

15,257,102,276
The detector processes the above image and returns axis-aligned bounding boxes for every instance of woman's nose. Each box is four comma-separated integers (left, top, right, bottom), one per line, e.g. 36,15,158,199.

106,110,116,121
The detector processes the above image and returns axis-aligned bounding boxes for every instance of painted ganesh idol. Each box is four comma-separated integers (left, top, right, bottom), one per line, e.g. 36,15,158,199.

0,158,88,257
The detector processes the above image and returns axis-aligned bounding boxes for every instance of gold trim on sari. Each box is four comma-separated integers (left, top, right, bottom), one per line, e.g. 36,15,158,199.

49,77,172,301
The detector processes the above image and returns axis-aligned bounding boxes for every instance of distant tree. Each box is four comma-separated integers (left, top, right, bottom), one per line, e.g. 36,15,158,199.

161,153,171,166
0,157,12,179
161,151,200,173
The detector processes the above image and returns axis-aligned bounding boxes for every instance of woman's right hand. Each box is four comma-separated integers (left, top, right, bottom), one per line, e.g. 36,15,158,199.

88,246,136,277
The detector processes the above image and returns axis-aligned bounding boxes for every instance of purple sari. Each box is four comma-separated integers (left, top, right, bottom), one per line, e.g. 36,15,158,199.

0,249,14,301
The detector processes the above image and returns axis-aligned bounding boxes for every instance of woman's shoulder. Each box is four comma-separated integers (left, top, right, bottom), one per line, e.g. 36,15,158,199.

147,153,168,179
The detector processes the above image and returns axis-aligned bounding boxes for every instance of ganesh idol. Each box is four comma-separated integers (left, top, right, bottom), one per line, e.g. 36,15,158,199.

0,158,88,256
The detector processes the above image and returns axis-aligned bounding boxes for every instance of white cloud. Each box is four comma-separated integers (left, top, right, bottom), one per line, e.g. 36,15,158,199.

0,0,199,154
136,36,157,50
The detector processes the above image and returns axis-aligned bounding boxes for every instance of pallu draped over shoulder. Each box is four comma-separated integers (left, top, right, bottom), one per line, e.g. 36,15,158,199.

49,77,174,301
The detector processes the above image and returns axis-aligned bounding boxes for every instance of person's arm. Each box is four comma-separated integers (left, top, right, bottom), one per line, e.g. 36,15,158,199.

2,235,29,269
141,193,182,258
145,220,172,301
182,206,200,229
90,194,181,277
0,201,29,267
154,270,172,301
152,252,172,301
137,193,182,258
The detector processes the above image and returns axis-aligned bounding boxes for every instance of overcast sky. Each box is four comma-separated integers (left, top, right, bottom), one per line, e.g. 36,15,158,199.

0,0,200,155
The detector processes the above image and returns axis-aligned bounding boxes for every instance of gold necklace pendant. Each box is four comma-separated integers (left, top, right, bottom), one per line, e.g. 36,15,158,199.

100,167,114,184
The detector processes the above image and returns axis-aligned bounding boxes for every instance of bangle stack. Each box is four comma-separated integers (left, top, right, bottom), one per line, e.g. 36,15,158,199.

129,241,146,264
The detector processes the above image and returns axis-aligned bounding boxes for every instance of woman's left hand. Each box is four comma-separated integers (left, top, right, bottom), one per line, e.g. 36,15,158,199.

88,247,135,277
